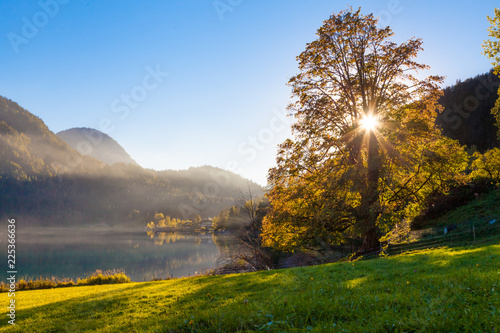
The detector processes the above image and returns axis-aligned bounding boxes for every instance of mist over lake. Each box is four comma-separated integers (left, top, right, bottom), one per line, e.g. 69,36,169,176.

3,227,231,282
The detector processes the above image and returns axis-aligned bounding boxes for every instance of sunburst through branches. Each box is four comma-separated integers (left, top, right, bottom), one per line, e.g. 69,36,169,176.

359,114,379,132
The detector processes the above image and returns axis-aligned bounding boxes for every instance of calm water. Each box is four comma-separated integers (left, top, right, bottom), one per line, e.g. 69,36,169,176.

2,227,232,282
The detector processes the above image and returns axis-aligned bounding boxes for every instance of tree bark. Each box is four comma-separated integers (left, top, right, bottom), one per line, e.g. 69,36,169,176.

359,130,381,252
360,226,379,252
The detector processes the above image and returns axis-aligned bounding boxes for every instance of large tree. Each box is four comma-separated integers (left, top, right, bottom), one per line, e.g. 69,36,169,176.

483,8,500,138
262,8,467,253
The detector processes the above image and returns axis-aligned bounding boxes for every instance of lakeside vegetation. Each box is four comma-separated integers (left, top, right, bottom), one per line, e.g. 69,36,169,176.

0,270,130,293
145,213,215,233
1,242,498,332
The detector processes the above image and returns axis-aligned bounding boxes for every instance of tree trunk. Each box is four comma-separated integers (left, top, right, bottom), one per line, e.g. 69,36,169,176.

359,130,381,252
361,226,379,252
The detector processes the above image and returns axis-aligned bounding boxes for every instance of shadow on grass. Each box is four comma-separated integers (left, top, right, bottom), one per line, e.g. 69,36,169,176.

2,243,499,332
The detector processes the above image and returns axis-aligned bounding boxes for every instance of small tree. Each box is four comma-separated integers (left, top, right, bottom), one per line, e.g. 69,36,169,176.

213,209,229,230
154,213,164,221
470,148,500,182
216,192,275,272
165,216,172,227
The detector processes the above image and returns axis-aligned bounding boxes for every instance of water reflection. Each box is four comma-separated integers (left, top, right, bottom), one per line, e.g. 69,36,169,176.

146,231,207,246
2,227,231,282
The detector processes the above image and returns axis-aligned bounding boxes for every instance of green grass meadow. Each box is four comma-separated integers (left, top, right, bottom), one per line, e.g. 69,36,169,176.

1,243,499,332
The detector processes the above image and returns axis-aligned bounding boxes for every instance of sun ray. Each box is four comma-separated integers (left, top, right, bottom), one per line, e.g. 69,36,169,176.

359,115,379,131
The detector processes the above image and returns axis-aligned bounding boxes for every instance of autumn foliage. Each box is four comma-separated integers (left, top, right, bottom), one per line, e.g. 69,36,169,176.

262,8,468,252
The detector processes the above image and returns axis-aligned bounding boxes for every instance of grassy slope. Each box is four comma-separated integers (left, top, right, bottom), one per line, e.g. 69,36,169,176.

426,188,500,228
1,243,499,332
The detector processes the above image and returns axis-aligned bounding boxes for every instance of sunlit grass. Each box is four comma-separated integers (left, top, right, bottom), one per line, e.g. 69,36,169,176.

0,242,499,332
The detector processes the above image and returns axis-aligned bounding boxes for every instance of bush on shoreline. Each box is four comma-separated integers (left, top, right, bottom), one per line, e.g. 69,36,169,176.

0,269,130,292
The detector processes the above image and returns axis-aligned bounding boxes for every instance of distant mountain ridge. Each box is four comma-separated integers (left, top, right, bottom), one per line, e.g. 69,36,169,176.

57,128,137,166
0,96,103,179
0,95,263,226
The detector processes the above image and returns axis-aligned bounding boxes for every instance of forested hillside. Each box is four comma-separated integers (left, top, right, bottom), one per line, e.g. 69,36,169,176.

0,96,263,226
0,97,103,179
436,70,500,151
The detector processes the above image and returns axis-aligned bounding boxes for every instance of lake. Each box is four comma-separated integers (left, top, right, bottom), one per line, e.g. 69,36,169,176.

2,227,232,282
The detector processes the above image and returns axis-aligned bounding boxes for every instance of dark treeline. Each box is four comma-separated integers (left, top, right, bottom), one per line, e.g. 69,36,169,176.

436,70,500,151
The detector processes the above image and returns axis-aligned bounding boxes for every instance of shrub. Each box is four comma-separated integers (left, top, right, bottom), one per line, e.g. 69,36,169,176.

76,269,130,286
0,269,129,292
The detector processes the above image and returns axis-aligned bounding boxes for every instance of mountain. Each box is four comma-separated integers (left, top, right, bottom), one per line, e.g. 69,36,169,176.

0,97,102,179
57,128,137,166
0,95,264,226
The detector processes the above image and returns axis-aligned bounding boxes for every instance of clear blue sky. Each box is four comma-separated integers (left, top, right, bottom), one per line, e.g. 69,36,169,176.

0,0,496,185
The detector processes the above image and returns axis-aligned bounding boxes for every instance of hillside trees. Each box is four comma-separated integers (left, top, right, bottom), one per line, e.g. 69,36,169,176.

262,8,467,253
483,8,500,137
436,71,500,151
463,8,500,186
